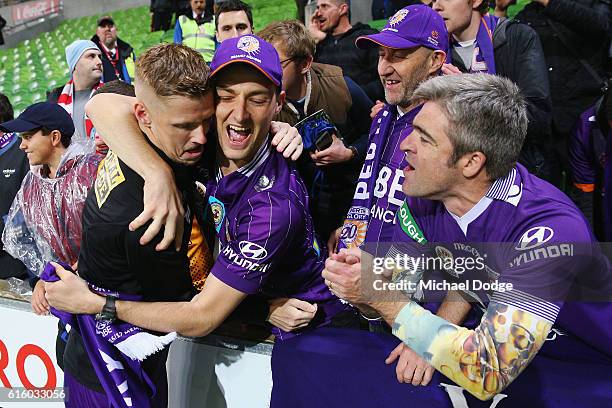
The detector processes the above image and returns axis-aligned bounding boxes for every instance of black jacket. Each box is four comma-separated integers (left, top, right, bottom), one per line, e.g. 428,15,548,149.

0,137,29,280
90,35,135,83
0,14,6,46
516,0,611,137
314,23,384,102
62,141,199,391
493,18,552,147
452,18,555,181
150,0,174,12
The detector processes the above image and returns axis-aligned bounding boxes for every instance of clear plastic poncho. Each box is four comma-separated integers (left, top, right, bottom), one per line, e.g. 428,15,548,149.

1,140,101,276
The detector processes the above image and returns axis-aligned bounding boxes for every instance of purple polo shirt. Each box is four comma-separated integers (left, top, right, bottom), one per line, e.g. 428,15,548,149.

339,104,421,249
207,140,349,339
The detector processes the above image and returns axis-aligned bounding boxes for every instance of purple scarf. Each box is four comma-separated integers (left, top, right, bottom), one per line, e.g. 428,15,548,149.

41,263,176,408
337,104,399,250
0,132,14,149
447,14,498,74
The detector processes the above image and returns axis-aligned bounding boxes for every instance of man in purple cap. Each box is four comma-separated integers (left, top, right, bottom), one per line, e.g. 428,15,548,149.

322,73,612,405
331,5,469,386
46,35,354,342
334,5,448,250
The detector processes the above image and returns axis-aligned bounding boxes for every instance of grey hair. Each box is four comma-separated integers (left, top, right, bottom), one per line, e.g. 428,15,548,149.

412,73,528,181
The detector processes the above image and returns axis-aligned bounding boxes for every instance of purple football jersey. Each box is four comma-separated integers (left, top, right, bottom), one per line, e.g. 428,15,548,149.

207,141,349,339
339,105,421,249
393,164,612,358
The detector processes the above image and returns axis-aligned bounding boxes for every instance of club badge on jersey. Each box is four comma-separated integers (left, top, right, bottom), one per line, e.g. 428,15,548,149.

208,196,226,233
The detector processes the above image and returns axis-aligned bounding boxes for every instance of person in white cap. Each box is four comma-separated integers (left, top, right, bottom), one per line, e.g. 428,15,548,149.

48,39,103,142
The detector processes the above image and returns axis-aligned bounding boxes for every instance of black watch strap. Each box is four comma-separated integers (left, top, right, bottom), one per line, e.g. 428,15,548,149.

95,295,117,322
349,146,358,161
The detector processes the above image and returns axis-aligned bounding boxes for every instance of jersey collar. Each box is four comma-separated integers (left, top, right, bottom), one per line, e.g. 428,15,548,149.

446,166,521,235
486,166,524,208
217,135,271,181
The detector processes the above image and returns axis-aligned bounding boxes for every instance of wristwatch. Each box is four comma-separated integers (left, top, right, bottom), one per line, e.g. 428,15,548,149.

348,146,358,161
95,295,118,323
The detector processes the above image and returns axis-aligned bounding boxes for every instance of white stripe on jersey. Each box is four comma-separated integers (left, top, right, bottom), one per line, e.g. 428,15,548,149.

492,289,561,325
247,199,254,241
239,137,271,177
263,192,272,250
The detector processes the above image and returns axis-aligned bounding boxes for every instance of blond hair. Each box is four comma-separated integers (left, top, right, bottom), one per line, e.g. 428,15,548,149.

135,44,210,98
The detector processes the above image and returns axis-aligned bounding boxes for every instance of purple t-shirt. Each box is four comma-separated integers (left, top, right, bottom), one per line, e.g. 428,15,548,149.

393,164,612,358
207,141,349,339
339,104,421,249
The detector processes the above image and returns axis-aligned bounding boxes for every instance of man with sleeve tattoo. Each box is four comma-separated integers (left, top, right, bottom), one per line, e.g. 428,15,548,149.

322,74,612,402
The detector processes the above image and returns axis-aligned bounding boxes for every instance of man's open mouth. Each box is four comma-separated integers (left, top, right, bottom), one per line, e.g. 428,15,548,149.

227,124,252,146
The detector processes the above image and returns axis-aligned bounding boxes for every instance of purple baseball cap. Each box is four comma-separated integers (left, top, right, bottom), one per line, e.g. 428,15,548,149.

356,5,448,53
210,34,282,87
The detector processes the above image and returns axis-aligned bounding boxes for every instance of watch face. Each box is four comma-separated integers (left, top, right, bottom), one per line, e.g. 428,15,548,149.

95,312,114,322
95,296,117,323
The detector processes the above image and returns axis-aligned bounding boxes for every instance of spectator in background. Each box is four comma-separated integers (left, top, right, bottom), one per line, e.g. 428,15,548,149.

1,102,101,314
259,21,373,242
296,0,308,22
372,0,386,20
309,0,384,102
0,13,6,46
48,40,103,142
150,0,174,31
91,16,136,84
432,0,554,182
215,0,253,43
0,93,29,282
174,0,216,62
570,88,612,241
175,0,192,18
498,0,611,185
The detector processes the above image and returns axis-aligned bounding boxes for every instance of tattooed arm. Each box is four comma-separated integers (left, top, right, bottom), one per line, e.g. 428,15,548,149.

387,298,552,400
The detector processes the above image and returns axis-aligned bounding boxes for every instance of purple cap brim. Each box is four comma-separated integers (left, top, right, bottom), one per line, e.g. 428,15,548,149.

210,58,281,87
356,32,427,50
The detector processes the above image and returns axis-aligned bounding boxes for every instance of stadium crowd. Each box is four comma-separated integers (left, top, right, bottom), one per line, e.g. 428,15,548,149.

0,0,611,407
